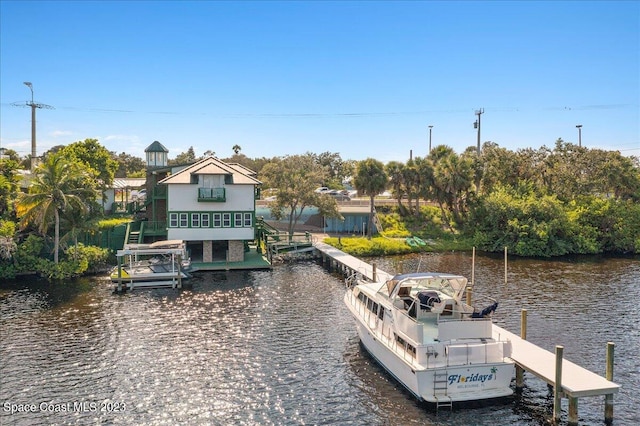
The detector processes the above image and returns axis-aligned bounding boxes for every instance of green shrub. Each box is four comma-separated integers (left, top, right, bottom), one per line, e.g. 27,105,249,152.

98,218,132,230
325,236,415,256
65,243,111,274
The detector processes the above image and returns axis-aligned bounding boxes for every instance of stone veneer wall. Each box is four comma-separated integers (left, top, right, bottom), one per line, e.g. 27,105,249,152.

203,240,213,263
228,240,244,262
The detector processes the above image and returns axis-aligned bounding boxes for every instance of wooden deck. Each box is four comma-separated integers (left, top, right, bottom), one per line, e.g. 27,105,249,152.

493,325,619,398
193,247,271,271
314,242,393,281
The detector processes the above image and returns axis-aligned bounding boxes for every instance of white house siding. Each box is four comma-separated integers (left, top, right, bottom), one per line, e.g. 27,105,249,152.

165,183,256,243
167,184,255,212
167,227,254,241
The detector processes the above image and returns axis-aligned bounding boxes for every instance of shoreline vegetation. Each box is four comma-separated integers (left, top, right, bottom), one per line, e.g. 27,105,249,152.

1,140,638,282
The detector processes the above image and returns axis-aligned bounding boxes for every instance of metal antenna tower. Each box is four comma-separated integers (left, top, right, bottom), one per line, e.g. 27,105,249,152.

12,82,54,171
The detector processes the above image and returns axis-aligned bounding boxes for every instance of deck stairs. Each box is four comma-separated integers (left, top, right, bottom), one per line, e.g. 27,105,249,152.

128,231,140,245
433,371,452,412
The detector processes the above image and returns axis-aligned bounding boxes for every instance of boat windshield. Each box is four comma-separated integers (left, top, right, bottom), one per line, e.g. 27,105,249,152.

384,274,468,300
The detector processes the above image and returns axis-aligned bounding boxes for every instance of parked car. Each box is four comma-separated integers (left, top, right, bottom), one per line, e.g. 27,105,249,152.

315,186,330,193
327,191,351,201
132,189,146,201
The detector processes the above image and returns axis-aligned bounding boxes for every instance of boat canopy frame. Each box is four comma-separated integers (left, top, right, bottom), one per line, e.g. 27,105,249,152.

381,272,468,301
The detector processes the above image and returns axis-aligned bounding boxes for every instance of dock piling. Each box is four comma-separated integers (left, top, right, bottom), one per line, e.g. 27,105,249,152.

516,309,527,391
504,246,508,284
554,345,564,424
177,254,183,289
568,396,579,426
605,342,615,424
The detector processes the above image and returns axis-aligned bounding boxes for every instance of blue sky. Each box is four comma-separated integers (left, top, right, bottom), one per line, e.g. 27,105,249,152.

1,1,638,163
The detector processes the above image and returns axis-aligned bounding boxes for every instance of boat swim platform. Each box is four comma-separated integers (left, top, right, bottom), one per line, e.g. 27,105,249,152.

312,241,620,424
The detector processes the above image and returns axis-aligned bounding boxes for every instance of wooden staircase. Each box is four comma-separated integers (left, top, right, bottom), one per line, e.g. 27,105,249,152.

128,231,140,245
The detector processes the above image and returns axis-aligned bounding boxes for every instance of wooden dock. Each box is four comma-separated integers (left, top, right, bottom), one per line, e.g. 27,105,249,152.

494,325,619,398
313,242,620,425
315,242,393,281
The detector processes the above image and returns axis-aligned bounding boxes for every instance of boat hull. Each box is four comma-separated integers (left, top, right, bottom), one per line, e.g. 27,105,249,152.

345,278,515,405
354,319,513,403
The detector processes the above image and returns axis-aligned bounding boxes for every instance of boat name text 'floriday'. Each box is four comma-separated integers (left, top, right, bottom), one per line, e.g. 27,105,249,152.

448,371,497,386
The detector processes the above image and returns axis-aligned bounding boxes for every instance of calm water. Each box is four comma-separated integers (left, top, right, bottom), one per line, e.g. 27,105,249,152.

0,252,638,425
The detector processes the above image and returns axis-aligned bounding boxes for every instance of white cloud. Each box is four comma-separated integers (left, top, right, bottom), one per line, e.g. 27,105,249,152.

101,134,144,156
103,134,140,142
0,138,29,155
50,130,73,137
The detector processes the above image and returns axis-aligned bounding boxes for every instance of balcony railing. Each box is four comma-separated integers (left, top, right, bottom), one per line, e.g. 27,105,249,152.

198,187,226,202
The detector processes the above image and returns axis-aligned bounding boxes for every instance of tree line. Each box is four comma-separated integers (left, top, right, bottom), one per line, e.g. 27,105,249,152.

1,137,638,281
366,140,640,256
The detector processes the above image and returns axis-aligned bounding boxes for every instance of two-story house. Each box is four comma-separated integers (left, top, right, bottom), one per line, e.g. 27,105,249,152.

157,155,262,265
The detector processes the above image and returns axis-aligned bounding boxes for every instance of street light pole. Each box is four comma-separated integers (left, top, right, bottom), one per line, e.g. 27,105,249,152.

428,125,433,153
576,124,582,147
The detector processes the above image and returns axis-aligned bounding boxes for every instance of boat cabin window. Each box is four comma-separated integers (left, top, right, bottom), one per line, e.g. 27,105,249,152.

357,292,381,317
367,298,376,313
386,280,399,296
393,333,416,358
397,286,410,298
440,302,454,316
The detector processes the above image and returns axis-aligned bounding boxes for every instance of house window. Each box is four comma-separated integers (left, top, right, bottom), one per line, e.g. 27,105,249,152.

213,213,222,228
201,213,210,228
191,213,200,228
234,213,243,227
222,213,231,227
179,213,188,228
243,213,252,227
169,213,178,228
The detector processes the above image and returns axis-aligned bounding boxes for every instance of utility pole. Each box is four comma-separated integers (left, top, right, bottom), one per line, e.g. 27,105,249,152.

428,125,433,153
576,124,582,147
474,108,484,155
13,82,54,171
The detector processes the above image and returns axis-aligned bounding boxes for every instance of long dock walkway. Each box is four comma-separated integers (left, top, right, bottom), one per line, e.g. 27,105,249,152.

313,241,620,424
315,241,393,282
494,326,619,398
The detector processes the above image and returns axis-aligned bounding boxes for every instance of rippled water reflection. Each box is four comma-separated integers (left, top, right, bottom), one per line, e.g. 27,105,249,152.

1,253,638,425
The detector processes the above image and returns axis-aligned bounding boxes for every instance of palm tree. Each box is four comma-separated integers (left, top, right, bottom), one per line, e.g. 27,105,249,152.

433,151,474,226
353,158,387,239
232,144,242,155
16,154,97,263
385,161,406,210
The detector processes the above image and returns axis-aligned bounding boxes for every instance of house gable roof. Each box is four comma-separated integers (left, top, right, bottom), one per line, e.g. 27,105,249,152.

228,163,257,178
158,156,261,185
